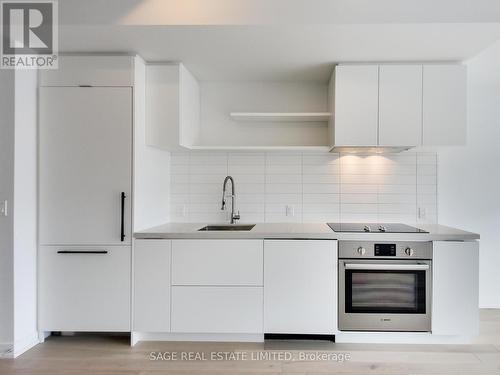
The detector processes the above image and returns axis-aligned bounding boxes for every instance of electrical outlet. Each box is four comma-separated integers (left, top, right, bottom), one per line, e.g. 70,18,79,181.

286,205,295,217
0,200,7,217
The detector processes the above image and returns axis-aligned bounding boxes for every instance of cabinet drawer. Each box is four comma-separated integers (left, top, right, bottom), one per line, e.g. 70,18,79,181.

39,246,131,331
172,240,263,286
171,286,263,333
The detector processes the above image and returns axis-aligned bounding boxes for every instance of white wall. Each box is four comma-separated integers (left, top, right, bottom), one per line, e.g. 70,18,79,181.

170,151,437,224
0,70,15,354
133,57,171,231
0,69,38,357
13,70,38,355
439,39,500,308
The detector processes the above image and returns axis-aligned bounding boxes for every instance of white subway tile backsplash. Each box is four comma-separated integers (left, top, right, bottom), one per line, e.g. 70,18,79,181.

340,184,378,194
237,183,265,194
303,174,340,184
238,193,265,204
265,174,301,184
171,183,189,194
302,154,340,165
265,193,302,204
190,184,221,194
341,203,378,214
302,164,340,174
266,165,302,174
171,152,190,165
266,154,302,165
190,165,227,174
266,183,302,194
378,194,416,204
189,174,227,184
303,203,339,213
341,193,378,204
170,151,437,224
230,174,265,184
228,153,265,165
228,164,265,174
190,152,227,165
303,183,340,194
303,194,340,204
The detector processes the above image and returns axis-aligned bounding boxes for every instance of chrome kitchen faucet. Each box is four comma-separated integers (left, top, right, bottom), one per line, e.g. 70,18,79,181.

221,176,240,224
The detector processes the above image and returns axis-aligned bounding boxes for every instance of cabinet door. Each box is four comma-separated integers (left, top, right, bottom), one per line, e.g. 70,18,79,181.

172,240,263,286
39,87,132,245
334,65,379,146
423,65,467,146
39,56,134,87
432,241,479,336
39,246,131,331
134,240,171,332
379,65,422,146
264,240,337,334
146,65,180,150
171,287,263,333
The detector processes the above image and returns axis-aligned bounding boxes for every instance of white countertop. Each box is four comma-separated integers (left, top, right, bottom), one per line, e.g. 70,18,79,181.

134,223,479,241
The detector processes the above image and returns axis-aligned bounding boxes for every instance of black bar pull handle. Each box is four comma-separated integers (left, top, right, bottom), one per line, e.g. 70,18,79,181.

57,250,108,254
120,192,126,242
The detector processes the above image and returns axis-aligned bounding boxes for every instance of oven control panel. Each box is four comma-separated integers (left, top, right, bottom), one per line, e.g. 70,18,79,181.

339,241,432,259
374,243,396,256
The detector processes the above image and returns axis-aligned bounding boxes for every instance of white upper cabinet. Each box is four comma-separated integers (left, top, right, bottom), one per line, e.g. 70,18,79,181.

379,65,422,147
40,55,134,87
333,65,379,146
146,63,200,150
423,65,467,146
332,63,466,149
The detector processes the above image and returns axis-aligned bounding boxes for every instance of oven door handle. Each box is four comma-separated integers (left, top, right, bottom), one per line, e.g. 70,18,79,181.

344,263,430,271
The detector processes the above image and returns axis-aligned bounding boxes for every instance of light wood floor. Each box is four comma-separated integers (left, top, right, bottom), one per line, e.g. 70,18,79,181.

1,309,499,375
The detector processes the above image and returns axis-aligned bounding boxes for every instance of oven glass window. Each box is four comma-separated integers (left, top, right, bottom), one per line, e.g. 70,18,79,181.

345,270,426,314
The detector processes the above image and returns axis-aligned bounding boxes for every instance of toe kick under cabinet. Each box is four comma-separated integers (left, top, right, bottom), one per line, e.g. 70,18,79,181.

133,239,338,336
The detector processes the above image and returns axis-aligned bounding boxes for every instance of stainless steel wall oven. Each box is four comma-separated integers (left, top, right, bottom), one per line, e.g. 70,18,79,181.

338,241,432,332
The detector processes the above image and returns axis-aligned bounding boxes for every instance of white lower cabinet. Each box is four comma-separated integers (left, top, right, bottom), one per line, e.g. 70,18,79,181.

39,246,131,332
264,240,337,334
432,241,479,336
133,240,171,332
171,286,263,333
170,239,264,334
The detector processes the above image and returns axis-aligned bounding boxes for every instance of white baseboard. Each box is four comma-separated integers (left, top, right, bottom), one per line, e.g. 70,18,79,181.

12,333,40,358
131,332,264,346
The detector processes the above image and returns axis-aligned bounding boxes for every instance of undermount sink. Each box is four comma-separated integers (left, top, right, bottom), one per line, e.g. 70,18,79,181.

198,224,256,231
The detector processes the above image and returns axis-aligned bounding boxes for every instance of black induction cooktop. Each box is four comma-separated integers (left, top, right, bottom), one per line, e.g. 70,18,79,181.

327,223,429,233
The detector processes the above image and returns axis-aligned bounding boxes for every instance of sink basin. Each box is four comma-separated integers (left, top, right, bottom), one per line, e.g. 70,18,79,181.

198,224,256,231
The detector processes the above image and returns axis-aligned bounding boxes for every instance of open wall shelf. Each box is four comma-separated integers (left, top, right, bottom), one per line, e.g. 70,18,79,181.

229,112,331,123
